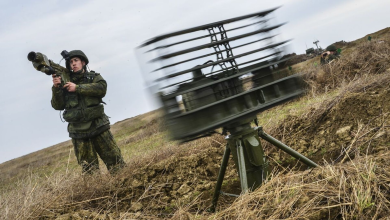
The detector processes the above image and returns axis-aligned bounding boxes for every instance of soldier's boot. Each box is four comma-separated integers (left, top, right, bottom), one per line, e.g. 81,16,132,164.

81,160,100,174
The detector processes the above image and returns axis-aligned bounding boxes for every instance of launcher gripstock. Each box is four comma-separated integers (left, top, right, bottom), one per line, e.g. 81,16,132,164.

27,51,71,88
138,7,318,211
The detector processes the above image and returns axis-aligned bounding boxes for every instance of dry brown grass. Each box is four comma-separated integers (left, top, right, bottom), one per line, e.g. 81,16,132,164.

213,152,390,219
302,40,390,97
260,71,390,172
0,165,80,219
0,111,228,219
2,29,390,219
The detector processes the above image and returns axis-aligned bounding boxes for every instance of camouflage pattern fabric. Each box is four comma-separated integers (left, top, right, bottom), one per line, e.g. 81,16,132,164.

51,72,109,139
52,69,126,173
325,45,337,51
72,130,126,174
51,72,106,110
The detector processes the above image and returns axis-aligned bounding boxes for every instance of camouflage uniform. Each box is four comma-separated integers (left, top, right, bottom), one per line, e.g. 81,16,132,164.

320,45,340,65
72,130,125,173
51,50,125,174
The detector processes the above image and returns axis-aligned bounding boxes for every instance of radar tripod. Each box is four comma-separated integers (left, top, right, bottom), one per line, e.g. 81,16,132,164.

210,121,318,212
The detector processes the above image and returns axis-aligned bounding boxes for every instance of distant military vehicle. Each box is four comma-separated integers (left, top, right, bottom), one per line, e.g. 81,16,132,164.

306,47,315,55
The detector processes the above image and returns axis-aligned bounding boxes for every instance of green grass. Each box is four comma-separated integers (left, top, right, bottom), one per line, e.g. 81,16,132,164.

256,90,339,128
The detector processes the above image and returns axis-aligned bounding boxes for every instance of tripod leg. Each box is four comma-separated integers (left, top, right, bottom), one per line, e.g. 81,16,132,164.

258,127,318,168
210,144,231,212
236,139,249,193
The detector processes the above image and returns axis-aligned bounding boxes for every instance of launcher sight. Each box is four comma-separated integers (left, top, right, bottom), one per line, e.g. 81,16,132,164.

27,51,71,88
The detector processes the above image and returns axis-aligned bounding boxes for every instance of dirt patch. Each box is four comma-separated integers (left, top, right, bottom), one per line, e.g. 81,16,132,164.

266,76,390,169
46,135,242,219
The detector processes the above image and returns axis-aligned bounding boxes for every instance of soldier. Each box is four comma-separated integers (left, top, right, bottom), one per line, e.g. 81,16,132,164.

51,50,126,174
320,45,340,65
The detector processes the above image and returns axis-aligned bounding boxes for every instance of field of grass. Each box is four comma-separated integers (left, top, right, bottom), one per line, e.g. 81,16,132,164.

1,27,390,219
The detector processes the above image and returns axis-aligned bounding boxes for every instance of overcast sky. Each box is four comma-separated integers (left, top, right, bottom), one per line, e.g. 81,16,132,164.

0,0,389,164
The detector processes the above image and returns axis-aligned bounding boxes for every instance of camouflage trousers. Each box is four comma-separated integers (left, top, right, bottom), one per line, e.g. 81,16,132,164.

72,130,126,174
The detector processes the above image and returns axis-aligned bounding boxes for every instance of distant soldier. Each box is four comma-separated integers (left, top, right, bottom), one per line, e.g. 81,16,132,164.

320,45,340,65
51,50,126,174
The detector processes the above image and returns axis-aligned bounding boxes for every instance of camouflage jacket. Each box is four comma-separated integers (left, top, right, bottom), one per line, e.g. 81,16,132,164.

51,71,110,139
320,52,340,65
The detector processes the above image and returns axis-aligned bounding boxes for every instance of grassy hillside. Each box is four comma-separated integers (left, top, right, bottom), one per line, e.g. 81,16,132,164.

1,27,390,219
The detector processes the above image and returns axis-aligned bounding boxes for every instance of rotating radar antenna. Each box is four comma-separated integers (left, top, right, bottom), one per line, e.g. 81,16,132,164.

137,7,318,211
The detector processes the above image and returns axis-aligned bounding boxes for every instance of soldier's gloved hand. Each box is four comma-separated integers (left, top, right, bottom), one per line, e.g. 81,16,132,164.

63,82,77,92
52,74,62,88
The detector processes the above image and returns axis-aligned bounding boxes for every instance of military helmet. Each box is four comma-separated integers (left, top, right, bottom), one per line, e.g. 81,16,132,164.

326,45,337,52
66,50,89,70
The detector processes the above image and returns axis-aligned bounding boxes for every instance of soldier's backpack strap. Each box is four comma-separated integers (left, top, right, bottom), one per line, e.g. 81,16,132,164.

85,70,106,104
84,70,100,83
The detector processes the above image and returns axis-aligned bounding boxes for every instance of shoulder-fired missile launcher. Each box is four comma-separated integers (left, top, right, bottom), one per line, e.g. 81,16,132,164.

27,51,71,88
